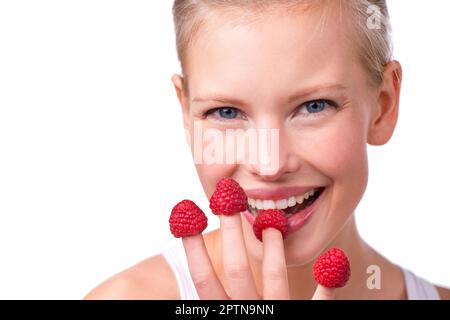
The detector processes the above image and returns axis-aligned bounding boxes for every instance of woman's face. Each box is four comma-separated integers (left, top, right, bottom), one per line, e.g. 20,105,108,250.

174,6,382,265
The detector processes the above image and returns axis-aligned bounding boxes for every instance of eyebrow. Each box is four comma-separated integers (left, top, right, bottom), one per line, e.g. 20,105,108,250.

192,84,348,106
286,84,348,103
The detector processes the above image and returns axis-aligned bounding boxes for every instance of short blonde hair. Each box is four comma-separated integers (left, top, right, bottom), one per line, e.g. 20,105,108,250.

172,0,393,87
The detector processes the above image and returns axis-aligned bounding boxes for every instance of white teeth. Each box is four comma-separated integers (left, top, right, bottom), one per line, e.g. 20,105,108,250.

275,199,288,210
296,195,304,204
256,199,263,210
247,188,319,211
263,200,275,210
287,196,296,207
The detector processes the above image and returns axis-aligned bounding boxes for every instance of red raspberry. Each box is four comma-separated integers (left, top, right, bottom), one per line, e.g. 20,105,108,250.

313,248,351,288
252,209,288,241
169,200,208,238
209,178,247,216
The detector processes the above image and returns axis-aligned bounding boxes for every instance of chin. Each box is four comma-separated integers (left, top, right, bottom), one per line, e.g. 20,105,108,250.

283,235,331,266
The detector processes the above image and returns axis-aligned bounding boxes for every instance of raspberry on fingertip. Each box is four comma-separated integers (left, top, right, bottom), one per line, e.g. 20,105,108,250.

313,247,351,288
252,209,288,242
209,178,248,216
169,199,208,238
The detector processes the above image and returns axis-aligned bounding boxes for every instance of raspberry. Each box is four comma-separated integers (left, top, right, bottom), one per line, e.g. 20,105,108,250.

209,178,247,216
252,209,288,241
169,199,208,238
313,248,351,288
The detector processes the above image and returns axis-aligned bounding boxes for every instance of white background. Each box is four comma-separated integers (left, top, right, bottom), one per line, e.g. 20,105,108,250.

0,1,448,299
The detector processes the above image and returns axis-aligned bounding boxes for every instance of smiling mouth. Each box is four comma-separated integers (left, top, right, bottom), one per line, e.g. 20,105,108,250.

247,187,326,217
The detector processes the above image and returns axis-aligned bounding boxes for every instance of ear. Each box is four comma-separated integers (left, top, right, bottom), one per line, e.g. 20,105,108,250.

171,74,191,144
368,60,403,146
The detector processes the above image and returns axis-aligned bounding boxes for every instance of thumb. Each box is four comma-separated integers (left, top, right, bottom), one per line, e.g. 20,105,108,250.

312,284,336,300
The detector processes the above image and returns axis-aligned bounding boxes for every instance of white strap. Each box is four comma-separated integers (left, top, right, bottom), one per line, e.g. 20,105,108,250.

403,269,440,300
162,241,200,300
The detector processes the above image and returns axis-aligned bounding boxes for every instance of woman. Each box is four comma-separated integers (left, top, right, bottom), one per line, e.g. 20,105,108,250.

86,0,449,300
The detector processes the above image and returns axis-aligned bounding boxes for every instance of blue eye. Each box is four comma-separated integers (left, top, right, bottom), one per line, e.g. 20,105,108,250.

297,99,336,115
305,100,326,113
205,107,243,120
218,107,238,119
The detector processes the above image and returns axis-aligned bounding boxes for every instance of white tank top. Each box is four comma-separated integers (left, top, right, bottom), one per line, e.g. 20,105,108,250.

161,241,441,300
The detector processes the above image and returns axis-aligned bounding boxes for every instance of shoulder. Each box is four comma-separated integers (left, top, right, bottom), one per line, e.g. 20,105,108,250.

84,254,180,300
436,285,450,300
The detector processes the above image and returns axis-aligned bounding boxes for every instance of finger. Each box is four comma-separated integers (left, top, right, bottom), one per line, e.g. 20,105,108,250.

312,284,336,300
262,228,290,299
182,234,229,299
220,214,259,299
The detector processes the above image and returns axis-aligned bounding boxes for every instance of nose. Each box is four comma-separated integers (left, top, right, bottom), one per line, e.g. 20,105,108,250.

246,128,301,182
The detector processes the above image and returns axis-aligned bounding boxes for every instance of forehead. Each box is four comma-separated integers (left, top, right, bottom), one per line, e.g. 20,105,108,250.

185,5,361,100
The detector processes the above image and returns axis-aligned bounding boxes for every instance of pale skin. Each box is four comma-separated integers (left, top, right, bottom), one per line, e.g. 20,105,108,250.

85,4,450,300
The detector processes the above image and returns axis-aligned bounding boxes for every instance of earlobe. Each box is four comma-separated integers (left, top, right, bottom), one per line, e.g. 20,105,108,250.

368,61,403,146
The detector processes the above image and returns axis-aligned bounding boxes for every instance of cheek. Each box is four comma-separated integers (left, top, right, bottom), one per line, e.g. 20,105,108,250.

298,112,369,183
188,125,239,199
302,112,369,234
319,128,367,181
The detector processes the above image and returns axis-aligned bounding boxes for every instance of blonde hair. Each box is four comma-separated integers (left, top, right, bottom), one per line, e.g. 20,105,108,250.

172,0,393,87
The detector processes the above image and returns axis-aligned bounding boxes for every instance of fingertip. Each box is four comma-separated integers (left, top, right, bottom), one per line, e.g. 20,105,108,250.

312,284,336,300
262,227,283,243
182,234,204,249
219,213,242,230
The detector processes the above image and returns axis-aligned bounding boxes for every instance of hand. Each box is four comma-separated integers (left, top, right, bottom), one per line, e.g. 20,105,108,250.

182,214,336,300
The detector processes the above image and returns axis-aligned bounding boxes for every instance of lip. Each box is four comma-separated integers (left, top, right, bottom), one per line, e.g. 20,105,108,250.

243,186,327,236
245,185,322,201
